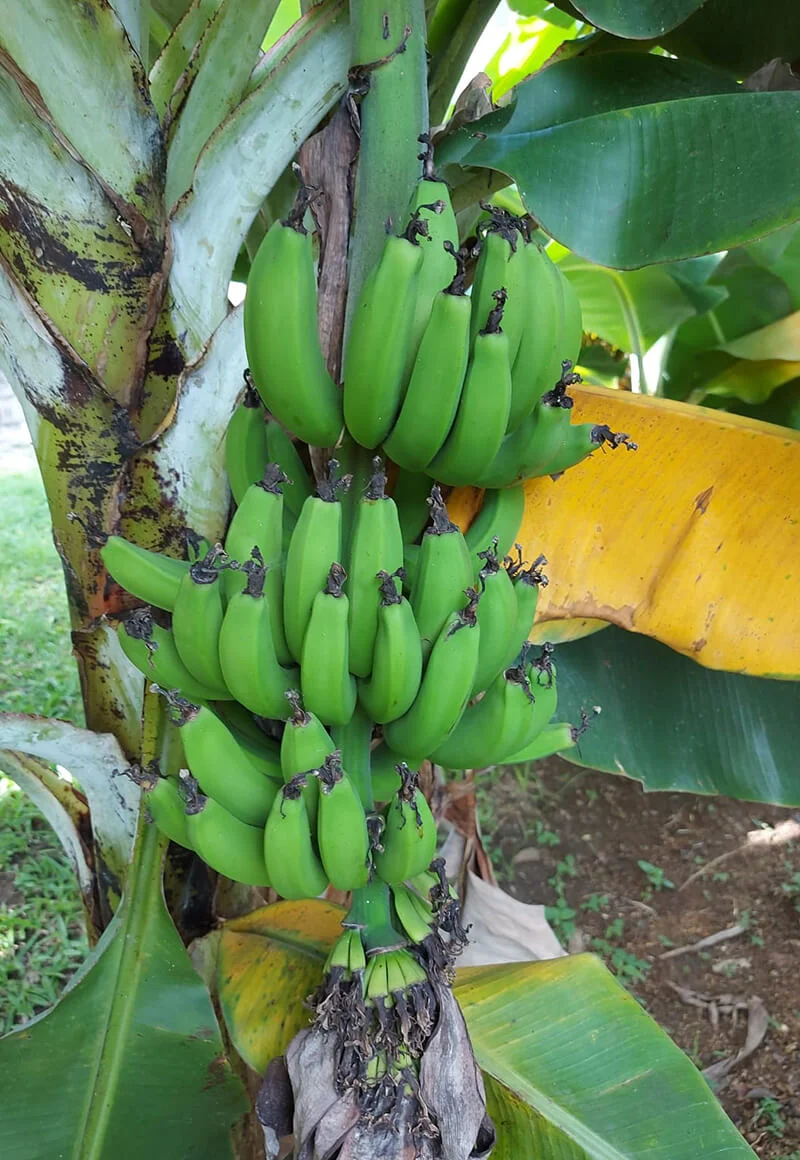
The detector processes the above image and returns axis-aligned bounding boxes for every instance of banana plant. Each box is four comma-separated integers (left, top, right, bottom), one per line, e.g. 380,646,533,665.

1,0,799,1156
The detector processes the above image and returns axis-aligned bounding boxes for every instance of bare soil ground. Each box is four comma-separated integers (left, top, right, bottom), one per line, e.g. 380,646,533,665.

477,758,800,1158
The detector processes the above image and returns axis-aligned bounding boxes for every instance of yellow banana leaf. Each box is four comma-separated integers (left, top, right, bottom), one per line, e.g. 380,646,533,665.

217,899,344,1072
450,385,800,677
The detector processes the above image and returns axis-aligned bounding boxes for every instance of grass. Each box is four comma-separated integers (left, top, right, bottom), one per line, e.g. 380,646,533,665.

0,472,83,723
0,469,87,1031
0,783,88,1032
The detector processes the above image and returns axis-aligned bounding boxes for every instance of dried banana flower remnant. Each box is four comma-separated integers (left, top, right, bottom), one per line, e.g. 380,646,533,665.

257,978,494,1160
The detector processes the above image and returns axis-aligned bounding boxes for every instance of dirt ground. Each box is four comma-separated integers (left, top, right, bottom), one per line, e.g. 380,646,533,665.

477,758,800,1158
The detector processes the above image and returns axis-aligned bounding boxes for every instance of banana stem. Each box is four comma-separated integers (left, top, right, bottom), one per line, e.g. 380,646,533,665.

333,702,373,810
346,878,400,951
346,0,429,322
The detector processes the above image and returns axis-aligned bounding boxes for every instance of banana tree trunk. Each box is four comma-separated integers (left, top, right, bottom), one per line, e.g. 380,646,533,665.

0,0,348,922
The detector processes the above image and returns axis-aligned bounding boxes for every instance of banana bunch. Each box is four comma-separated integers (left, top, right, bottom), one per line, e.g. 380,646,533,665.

105,454,568,886
343,185,635,485
97,131,632,906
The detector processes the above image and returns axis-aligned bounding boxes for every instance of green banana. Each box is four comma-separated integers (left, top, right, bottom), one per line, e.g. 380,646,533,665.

218,553,299,719
391,467,433,545
224,726,283,783
101,535,189,611
406,137,459,357
186,787,271,887
473,363,577,488
117,608,230,701
264,777,329,900
144,772,193,850
383,594,481,762
507,241,563,432
323,928,366,981
544,420,637,477
431,658,535,770
464,485,525,575
383,246,471,473
214,699,274,745
343,218,426,449
426,290,513,486
502,720,578,764
172,546,229,690
163,693,281,826
358,571,422,724
300,562,357,726
409,485,473,659
374,764,438,885
243,187,343,447
283,460,350,662
315,751,370,891
558,264,584,373
369,743,411,803
501,548,549,670
226,372,267,506
471,541,518,694
469,222,510,348
346,459,404,677
392,882,435,945
263,414,313,519
504,646,559,756
280,690,336,824
223,466,291,664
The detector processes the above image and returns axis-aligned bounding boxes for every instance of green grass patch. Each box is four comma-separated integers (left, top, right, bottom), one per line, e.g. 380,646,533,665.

0,472,83,723
0,469,87,1030
0,781,89,1032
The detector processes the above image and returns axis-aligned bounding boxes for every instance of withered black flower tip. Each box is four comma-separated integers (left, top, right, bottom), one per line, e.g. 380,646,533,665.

258,462,290,494
316,750,344,793
405,213,431,246
367,813,385,852
444,240,469,296
123,607,155,645
282,179,320,234
426,483,458,536
480,286,507,337
377,569,402,605
241,368,260,407
364,456,388,500
280,774,307,812
591,423,638,452
285,688,310,725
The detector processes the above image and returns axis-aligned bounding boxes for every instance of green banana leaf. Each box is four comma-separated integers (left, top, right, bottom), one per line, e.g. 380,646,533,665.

438,54,800,269
559,257,696,382
427,0,502,124
663,250,800,403
0,825,247,1159
661,254,728,315
705,379,800,432
570,0,705,38
458,955,755,1158
165,0,282,205
481,10,583,103
553,627,800,805
661,0,800,77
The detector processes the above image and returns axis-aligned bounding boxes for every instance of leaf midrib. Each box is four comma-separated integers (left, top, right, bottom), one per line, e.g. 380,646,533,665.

73,817,163,1160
